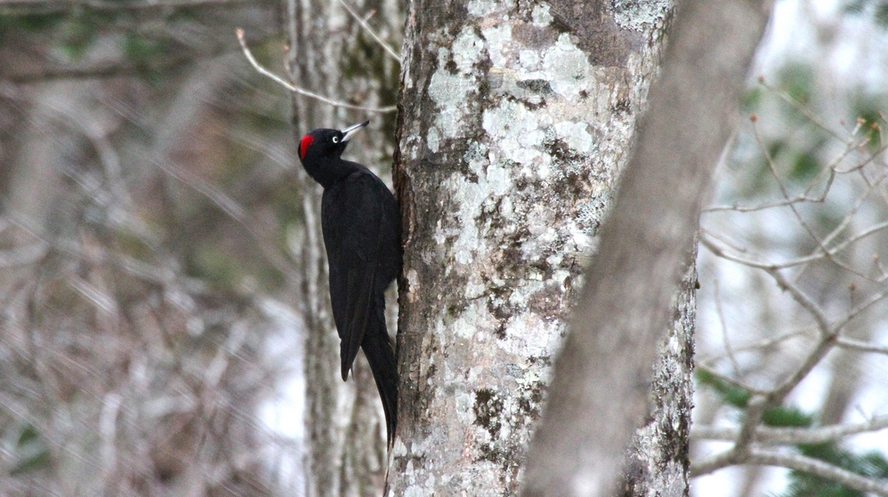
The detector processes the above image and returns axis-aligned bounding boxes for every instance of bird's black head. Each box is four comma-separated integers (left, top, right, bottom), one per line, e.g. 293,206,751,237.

298,120,369,164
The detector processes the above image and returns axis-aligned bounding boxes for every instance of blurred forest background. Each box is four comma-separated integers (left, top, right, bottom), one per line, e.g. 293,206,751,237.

0,0,887,496
0,1,319,495
693,1,888,496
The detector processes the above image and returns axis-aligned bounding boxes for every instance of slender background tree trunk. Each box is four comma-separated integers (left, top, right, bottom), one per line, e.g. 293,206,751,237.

284,0,401,495
522,0,770,495
390,0,673,494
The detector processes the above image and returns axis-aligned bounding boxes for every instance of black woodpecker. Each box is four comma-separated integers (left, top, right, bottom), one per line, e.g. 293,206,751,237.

297,120,400,446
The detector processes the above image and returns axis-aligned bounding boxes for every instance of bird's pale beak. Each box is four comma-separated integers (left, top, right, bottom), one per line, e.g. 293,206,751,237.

340,120,370,142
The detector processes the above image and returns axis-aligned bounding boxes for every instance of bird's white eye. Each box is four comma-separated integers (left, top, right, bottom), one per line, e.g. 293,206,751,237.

332,136,340,143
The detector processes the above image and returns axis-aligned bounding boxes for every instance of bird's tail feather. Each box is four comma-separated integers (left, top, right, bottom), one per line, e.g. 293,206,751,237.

361,312,398,447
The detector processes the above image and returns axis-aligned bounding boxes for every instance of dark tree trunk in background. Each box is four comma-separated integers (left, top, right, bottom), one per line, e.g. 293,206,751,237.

284,0,401,495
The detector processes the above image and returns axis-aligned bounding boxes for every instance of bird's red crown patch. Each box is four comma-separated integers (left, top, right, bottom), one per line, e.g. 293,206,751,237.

299,135,314,159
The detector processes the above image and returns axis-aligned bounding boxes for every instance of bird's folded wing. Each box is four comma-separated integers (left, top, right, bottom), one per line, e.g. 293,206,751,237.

324,172,385,381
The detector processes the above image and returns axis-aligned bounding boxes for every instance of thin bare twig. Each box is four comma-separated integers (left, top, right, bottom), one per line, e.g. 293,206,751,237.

700,222,888,280
154,159,297,283
702,130,876,213
692,395,771,476
836,336,888,355
703,192,828,213
692,415,888,444
1,0,271,15
695,363,767,396
829,286,888,335
235,28,396,113
338,0,401,62
713,279,742,378
753,122,861,278
699,326,814,364
695,277,838,476
693,447,888,496
759,78,845,141
745,449,888,496
765,269,830,337
5,214,177,285
695,73,888,497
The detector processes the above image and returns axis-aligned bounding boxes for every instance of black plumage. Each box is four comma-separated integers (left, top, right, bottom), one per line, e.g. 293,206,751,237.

297,121,400,445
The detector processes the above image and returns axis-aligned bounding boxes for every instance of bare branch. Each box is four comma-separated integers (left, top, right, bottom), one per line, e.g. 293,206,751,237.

765,268,830,337
1,0,271,15
702,131,883,214
693,448,888,496
837,336,888,355
699,326,814,364
695,363,767,395
702,128,857,213
746,449,888,496
691,448,740,476
67,275,118,316
692,415,888,444
834,141,888,175
806,170,888,275
235,28,396,113
766,333,835,408
693,24,888,497
700,222,888,279
830,286,888,334
154,159,297,282
338,0,401,63
754,123,862,278
703,192,829,213
694,275,846,477
713,279,742,378
4,56,198,84
690,395,771,476
758,77,846,141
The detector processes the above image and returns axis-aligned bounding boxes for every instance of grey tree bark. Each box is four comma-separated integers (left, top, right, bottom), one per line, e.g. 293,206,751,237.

284,0,401,495
522,0,770,496
389,0,675,494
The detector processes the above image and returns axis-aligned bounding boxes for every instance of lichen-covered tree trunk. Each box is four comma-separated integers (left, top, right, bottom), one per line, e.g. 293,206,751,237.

390,0,677,494
284,0,401,495
522,0,768,493
621,259,696,496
